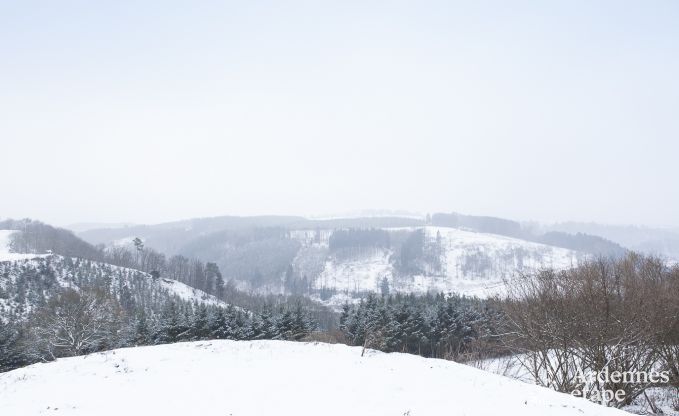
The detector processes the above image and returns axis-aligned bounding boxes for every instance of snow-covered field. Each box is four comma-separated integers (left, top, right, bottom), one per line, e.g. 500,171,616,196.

0,230,49,262
314,226,581,301
0,340,624,416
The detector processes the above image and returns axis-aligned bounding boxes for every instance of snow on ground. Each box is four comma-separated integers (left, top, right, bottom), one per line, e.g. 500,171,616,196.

0,255,231,314
310,290,363,310
94,262,230,308
395,227,580,297
406,273,509,298
314,226,581,302
0,340,624,416
471,355,679,416
428,226,579,276
111,236,140,248
0,229,226,309
316,249,393,293
0,230,49,262
157,277,229,307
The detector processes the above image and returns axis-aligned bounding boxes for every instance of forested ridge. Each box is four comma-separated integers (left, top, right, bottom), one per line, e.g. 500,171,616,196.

0,256,318,372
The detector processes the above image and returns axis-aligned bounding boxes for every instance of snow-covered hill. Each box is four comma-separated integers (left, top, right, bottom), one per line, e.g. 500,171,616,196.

0,254,230,320
0,230,48,262
314,226,581,301
0,340,623,416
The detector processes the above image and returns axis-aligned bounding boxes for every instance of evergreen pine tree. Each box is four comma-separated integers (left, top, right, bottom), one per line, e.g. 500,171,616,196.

210,308,230,339
191,304,210,340
134,311,152,345
0,320,29,372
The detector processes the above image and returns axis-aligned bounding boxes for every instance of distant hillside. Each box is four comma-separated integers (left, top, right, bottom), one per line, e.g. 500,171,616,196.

431,212,524,237
311,226,581,305
77,213,625,261
77,215,424,254
72,214,630,305
0,218,335,319
65,222,136,233
77,215,308,254
0,219,104,260
0,225,233,323
431,212,626,257
0,230,49,262
163,225,586,307
544,221,679,260
536,231,627,258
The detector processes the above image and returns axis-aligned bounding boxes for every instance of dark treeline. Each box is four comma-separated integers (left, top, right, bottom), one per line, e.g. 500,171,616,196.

536,231,626,258
391,228,444,276
326,228,397,264
395,229,425,274
326,228,445,277
328,229,391,252
339,293,503,360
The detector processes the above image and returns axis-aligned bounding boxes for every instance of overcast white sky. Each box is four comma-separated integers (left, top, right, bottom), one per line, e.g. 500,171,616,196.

1,1,677,227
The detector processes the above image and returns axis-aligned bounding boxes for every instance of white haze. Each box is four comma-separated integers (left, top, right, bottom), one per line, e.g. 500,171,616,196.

0,1,677,227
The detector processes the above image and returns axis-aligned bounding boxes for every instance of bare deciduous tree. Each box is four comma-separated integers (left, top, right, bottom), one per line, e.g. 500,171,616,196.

32,288,113,358
501,254,679,408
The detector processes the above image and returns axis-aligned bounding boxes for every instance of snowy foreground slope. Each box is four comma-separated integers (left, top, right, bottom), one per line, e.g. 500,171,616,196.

0,341,623,416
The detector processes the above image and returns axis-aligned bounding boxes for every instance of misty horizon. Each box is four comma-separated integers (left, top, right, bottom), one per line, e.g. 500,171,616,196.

1,1,677,228
47,209,678,233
